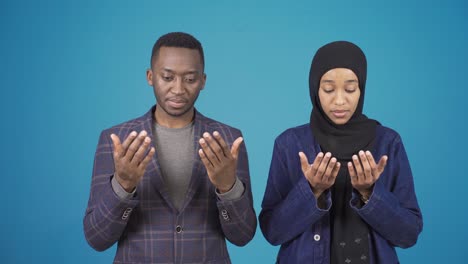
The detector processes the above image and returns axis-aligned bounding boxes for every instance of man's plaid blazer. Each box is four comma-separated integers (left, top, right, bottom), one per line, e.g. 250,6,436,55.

84,105,257,263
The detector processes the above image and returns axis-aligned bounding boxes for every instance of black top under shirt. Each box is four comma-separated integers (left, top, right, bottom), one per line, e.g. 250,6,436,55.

330,164,370,264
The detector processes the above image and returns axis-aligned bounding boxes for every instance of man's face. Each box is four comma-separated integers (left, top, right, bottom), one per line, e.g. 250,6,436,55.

147,47,206,119
318,68,361,125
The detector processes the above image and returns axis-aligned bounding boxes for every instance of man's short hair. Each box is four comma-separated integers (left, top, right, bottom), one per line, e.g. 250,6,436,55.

150,32,205,69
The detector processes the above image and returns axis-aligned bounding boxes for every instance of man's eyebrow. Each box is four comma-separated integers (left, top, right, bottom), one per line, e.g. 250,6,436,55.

161,68,200,75
184,70,200,74
162,68,174,73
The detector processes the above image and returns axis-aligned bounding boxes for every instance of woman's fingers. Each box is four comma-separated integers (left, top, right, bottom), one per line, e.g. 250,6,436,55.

316,152,331,181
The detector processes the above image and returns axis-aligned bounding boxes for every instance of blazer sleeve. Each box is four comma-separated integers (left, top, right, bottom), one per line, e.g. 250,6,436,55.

350,135,423,248
259,139,331,246
216,133,257,246
83,130,139,251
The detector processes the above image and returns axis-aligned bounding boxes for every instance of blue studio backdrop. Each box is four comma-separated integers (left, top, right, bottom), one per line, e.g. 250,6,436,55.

1,0,466,263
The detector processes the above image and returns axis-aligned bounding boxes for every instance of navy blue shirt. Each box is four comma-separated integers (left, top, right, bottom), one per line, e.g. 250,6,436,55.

259,124,423,264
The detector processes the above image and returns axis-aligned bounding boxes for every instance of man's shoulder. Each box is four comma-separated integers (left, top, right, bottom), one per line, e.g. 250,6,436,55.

197,112,242,135
101,108,152,137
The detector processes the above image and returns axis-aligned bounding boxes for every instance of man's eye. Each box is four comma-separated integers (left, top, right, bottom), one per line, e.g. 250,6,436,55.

162,76,173,81
185,77,196,83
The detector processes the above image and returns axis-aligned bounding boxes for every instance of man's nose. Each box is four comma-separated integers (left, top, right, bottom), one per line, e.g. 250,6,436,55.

171,78,185,94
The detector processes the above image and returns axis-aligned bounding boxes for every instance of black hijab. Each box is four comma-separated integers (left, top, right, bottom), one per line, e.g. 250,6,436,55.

309,41,379,160
309,41,379,264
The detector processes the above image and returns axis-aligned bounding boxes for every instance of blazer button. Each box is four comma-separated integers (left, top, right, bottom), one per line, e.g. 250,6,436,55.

221,209,230,221
175,225,182,233
314,234,321,241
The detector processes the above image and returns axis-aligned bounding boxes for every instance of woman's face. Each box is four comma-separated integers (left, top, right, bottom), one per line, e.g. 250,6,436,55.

318,68,361,125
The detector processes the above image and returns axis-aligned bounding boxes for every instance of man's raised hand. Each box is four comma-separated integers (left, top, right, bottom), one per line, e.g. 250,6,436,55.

110,130,155,192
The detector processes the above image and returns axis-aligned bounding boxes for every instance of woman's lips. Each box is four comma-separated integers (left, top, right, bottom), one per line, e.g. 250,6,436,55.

331,110,348,118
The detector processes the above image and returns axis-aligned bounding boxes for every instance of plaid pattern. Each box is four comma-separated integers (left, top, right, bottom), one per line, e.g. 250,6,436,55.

84,106,257,263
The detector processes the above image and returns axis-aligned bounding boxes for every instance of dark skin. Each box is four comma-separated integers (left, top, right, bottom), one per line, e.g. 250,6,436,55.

110,131,155,192
111,46,241,193
198,131,244,193
299,151,341,199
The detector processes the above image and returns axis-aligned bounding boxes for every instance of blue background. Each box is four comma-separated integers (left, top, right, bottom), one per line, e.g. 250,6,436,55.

1,0,466,263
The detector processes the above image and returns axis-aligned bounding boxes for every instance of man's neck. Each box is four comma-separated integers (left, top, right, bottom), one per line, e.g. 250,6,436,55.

154,106,194,129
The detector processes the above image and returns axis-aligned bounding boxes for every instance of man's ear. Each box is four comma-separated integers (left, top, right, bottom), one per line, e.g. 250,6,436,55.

146,69,153,86
201,73,207,90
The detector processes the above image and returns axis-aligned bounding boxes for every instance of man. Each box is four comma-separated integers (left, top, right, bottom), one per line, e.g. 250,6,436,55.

84,32,257,263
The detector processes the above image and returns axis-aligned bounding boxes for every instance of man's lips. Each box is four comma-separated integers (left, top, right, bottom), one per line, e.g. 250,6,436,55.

167,98,188,108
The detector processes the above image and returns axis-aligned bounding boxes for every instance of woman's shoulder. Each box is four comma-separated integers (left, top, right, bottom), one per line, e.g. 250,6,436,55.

376,124,403,145
276,123,310,139
274,123,314,146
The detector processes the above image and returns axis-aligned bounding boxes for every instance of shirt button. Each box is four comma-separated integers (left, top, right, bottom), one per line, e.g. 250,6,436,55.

314,234,321,241
175,225,182,233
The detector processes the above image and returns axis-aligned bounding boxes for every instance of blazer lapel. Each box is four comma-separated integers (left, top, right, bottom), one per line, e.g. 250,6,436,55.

138,106,175,211
178,110,209,213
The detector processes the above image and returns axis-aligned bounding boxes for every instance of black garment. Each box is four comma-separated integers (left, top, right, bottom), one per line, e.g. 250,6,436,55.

309,41,378,160
330,165,371,264
308,41,379,264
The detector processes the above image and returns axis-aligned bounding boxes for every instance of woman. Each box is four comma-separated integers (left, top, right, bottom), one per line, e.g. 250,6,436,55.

259,41,422,263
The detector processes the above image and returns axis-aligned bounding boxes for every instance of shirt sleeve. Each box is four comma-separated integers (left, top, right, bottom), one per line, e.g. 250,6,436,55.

83,130,140,252
111,175,137,200
259,139,331,246
216,177,245,201
216,133,257,247
349,135,423,248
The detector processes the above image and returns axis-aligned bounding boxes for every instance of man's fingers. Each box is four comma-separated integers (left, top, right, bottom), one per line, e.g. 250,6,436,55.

138,147,155,169
110,134,123,158
121,131,138,154
203,132,226,161
125,130,147,161
198,149,214,169
299,152,310,173
230,137,244,159
132,136,152,164
213,131,231,157
199,138,220,166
